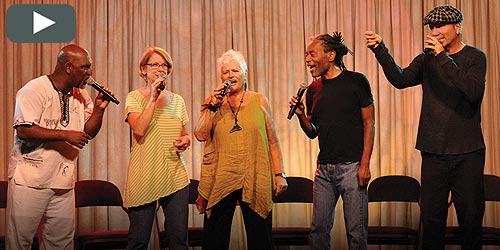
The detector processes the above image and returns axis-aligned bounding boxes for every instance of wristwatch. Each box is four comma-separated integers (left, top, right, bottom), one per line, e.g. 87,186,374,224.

275,172,287,178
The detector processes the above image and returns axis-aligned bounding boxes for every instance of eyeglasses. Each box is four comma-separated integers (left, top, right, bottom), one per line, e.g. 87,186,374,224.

145,63,169,70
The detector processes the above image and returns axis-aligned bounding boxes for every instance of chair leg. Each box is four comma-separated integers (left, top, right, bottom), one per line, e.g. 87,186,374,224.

73,236,79,250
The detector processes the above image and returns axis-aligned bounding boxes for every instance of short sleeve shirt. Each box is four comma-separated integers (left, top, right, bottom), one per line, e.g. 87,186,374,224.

9,75,93,189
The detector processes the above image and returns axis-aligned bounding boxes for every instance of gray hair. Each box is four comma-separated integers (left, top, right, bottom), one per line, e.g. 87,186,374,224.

216,49,248,81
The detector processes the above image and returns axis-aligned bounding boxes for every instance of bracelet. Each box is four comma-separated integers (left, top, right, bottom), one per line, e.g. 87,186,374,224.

206,104,220,112
275,173,287,178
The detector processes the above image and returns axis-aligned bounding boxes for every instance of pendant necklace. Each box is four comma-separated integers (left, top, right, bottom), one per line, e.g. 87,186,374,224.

227,90,246,133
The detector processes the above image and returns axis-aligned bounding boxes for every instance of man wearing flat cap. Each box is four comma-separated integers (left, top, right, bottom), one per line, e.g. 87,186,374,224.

365,4,486,250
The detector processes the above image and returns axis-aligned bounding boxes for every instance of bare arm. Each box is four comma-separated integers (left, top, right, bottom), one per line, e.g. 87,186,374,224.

17,91,109,148
17,125,91,149
127,98,157,142
194,83,229,142
173,125,191,153
127,78,165,142
289,94,318,138
260,94,288,196
84,92,110,138
194,97,216,142
357,104,375,187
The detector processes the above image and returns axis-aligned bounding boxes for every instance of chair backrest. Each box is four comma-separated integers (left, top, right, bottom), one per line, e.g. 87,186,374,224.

273,176,313,203
0,181,7,208
449,174,500,205
484,174,500,201
188,179,199,204
368,175,420,203
75,180,123,208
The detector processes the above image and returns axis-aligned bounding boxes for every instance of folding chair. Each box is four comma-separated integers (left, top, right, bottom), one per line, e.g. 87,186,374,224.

0,181,7,250
74,180,129,250
445,174,500,245
367,175,421,250
272,176,314,246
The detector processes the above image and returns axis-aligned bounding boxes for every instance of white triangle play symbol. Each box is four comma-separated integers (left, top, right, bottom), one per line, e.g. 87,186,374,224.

33,11,56,35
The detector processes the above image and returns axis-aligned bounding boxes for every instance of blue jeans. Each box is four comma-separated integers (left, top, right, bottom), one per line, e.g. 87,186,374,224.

126,185,189,250
309,162,368,250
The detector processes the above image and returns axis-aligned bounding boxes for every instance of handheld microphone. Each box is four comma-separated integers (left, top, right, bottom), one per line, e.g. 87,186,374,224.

287,83,307,120
85,77,120,105
158,72,167,90
424,38,439,54
221,80,232,97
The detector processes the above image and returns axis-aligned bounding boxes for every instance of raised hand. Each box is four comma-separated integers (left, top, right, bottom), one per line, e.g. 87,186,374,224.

365,31,382,49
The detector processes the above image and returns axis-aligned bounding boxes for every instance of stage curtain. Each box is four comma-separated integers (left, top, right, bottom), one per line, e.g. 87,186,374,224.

1,0,498,249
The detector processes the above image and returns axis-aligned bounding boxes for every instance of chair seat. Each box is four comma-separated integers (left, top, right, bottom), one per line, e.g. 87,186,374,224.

368,226,418,244
187,227,204,247
272,227,310,245
446,226,500,245
159,227,204,248
76,230,128,249
482,226,500,244
445,226,461,245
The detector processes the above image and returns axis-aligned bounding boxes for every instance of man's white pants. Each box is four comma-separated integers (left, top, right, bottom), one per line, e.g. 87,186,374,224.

6,179,74,250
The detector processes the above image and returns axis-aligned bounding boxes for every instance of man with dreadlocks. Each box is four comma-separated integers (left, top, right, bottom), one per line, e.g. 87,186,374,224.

289,32,375,249
365,4,486,250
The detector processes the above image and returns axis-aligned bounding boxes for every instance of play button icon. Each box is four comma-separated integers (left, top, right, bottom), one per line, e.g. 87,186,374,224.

33,11,56,35
6,4,76,43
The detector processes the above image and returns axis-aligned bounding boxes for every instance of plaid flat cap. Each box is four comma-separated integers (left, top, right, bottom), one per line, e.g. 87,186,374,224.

423,4,463,25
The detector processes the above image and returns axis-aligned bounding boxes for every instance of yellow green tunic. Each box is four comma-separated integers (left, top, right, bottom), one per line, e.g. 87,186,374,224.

198,92,274,218
124,90,189,208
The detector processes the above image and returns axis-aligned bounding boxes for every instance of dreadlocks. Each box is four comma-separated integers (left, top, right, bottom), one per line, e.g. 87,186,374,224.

314,32,351,71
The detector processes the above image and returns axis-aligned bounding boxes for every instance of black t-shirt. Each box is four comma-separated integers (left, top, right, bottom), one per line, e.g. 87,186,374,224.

306,70,374,164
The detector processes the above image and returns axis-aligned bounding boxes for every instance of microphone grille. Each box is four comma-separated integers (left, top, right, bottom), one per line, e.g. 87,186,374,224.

85,77,97,86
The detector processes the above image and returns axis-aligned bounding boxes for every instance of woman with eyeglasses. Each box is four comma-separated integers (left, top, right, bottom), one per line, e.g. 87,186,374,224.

124,47,191,250
194,49,288,250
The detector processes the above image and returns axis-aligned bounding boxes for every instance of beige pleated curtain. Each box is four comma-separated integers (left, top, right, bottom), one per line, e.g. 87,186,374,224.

1,0,499,249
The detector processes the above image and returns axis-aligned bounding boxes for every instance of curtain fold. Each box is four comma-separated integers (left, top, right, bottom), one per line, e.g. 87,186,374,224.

1,0,498,249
